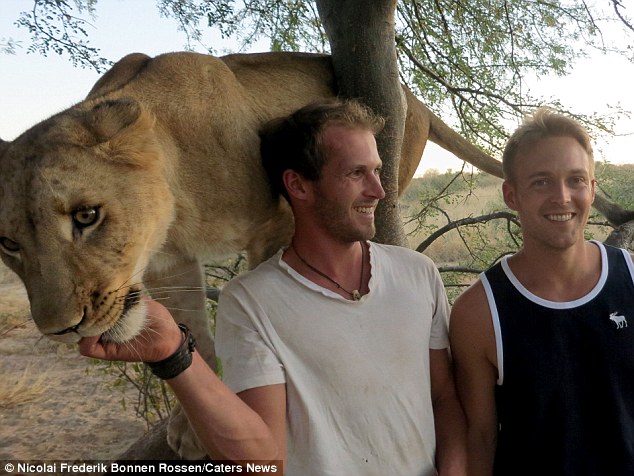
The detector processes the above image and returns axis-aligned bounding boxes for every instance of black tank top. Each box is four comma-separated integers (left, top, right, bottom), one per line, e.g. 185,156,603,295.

482,242,634,476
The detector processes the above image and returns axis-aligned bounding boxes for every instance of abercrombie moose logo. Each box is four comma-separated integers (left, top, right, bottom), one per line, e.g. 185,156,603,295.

609,311,628,329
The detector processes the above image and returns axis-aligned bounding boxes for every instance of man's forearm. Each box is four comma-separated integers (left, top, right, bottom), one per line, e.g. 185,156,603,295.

466,428,496,476
167,352,282,462
434,392,468,475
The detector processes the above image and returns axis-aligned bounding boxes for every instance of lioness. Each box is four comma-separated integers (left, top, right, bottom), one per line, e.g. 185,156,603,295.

0,51,501,457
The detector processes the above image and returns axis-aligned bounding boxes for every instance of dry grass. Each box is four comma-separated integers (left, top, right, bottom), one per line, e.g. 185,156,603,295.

0,364,50,409
406,183,507,265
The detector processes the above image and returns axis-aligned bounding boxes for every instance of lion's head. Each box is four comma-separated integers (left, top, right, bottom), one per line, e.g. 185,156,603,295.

0,99,175,344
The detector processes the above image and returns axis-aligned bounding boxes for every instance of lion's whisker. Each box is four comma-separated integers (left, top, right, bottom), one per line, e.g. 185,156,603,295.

140,296,173,304
144,286,207,292
114,267,148,293
161,306,206,313
112,288,208,306
143,290,208,298
123,340,145,362
137,268,206,287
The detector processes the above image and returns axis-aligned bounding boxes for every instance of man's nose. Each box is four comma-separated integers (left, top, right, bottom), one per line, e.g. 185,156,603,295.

551,180,572,204
368,172,386,199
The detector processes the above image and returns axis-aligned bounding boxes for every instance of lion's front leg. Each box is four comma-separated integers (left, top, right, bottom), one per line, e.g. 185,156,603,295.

166,403,208,460
145,258,216,368
145,258,215,459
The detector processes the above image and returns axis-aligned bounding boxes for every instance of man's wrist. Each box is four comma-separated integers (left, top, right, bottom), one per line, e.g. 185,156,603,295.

145,323,197,380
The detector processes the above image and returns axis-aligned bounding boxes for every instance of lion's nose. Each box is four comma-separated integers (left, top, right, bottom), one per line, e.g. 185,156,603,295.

49,307,87,336
51,323,80,336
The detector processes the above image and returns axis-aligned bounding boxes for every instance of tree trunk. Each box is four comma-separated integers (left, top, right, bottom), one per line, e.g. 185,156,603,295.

115,3,409,461
316,0,407,246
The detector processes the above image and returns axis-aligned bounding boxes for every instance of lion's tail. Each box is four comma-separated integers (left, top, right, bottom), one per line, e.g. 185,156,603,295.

405,88,504,179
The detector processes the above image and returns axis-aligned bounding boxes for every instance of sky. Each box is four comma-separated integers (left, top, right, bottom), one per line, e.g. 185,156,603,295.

1,0,633,176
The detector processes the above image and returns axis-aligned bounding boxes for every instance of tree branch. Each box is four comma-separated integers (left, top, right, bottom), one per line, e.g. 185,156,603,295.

415,211,519,253
592,193,634,228
610,0,634,33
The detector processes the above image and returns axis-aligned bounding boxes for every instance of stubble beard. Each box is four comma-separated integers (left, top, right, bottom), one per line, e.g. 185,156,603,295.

313,194,376,244
523,217,584,252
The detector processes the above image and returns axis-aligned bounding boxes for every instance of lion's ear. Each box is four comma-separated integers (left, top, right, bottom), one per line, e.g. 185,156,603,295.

81,99,142,144
71,98,159,168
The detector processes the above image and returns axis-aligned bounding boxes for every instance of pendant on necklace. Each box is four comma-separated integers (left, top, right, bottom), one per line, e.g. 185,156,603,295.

291,241,365,301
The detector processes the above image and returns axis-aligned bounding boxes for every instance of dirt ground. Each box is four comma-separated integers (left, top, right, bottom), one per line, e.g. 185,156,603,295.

0,265,147,463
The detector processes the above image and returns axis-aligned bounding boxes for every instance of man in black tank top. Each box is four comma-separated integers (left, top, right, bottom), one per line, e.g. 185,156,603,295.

449,108,634,476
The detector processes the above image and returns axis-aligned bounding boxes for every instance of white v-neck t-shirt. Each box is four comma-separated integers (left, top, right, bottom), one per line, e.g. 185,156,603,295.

216,242,449,476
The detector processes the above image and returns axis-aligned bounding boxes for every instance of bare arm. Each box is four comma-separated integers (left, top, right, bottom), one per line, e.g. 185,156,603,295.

79,300,286,464
449,282,499,476
430,348,467,476
167,355,286,463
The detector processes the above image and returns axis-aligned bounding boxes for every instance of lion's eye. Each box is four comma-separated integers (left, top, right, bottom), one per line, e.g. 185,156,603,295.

72,207,100,228
0,237,20,254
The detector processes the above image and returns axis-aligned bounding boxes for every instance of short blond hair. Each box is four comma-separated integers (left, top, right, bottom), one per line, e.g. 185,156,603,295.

502,107,594,181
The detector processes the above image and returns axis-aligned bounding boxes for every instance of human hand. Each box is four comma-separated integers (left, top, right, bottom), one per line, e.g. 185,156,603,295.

78,299,183,363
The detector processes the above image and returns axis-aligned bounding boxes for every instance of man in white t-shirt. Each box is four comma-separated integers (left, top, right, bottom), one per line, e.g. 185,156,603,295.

80,99,466,475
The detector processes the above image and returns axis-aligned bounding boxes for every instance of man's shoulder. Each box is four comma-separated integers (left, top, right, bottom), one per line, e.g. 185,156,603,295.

222,250,284,294
453,278,487,310
371,242,436,268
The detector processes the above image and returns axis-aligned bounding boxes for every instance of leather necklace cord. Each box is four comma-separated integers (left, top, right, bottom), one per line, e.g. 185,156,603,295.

291,241,365,301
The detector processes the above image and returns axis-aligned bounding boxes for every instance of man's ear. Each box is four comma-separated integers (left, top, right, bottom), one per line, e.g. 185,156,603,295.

502,181,519,211
282,169,312,202
591,179,597,203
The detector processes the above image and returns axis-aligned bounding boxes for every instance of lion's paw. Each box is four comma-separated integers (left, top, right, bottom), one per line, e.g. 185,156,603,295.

167,403,208,460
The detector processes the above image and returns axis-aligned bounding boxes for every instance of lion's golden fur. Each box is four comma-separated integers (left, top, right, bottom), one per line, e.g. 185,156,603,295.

0,51,437,352
0,51,502,457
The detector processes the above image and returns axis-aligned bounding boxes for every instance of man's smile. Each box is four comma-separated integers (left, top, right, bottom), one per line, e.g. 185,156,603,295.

355,205,376,214
545,213,575,222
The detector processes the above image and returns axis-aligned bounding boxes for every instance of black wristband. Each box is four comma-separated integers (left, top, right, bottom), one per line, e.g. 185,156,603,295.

146,323,197,380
